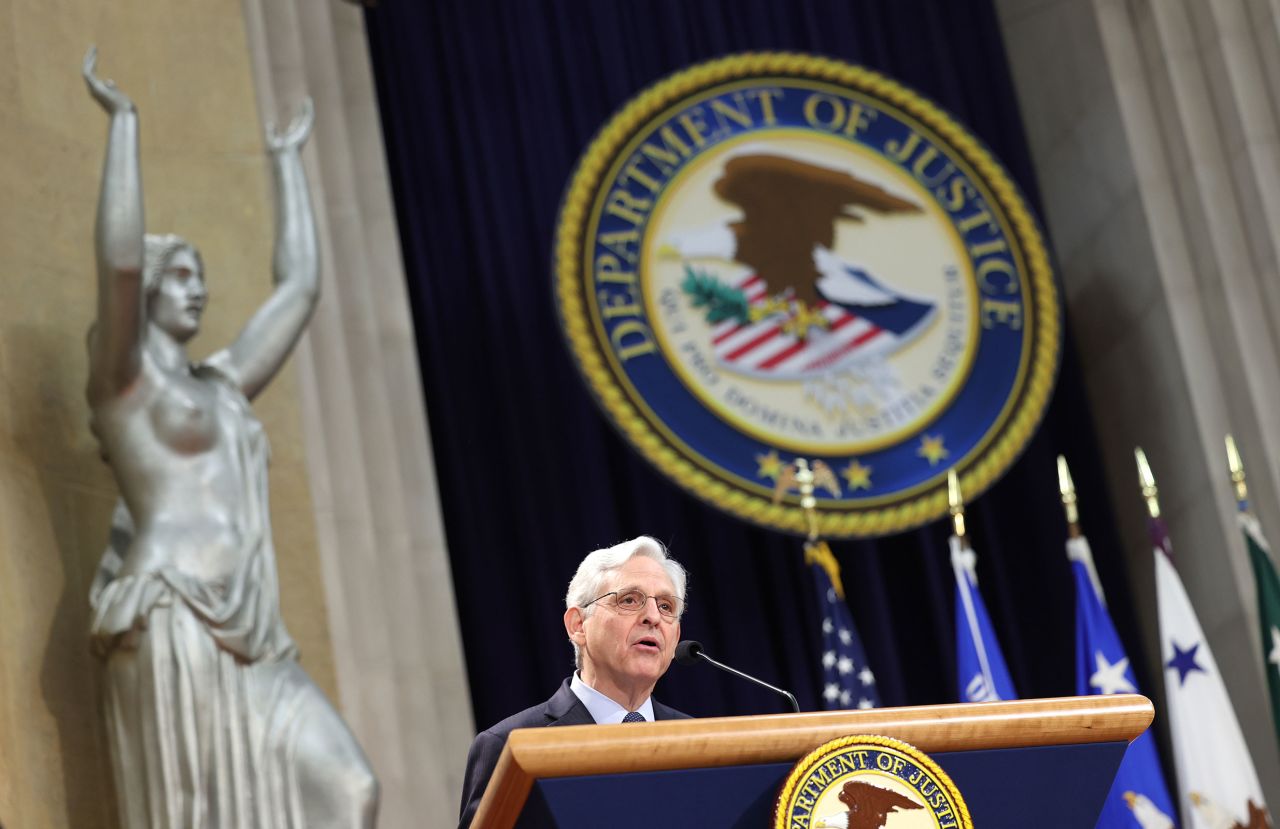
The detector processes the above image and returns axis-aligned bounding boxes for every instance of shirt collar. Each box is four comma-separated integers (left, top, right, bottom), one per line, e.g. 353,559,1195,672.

570,672,655,723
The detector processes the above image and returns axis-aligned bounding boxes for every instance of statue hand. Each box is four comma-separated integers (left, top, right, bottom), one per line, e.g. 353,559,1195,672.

82,47,135,115
266,98,314,153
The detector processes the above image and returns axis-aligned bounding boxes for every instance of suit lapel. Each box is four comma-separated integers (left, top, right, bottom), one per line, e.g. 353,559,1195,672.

544,678,596,727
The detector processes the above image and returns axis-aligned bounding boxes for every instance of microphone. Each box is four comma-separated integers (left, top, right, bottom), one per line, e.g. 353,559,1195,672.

675,640,800,713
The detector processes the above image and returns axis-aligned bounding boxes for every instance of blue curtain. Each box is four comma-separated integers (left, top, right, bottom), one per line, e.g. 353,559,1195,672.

362,0,1149,732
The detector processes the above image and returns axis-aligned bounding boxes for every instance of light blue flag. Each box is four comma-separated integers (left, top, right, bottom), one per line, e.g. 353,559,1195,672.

1070,535,1179,828
951,536,1017,702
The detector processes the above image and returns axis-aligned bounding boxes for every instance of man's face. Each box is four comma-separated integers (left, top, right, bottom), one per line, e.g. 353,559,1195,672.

567,556,681,702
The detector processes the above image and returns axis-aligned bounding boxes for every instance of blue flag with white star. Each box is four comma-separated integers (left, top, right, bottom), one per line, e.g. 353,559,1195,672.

1069,536,1179,828
806,541,879,710
951,535,1017,702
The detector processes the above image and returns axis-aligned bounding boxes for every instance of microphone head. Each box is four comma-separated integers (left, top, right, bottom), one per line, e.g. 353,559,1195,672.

674,640,704,665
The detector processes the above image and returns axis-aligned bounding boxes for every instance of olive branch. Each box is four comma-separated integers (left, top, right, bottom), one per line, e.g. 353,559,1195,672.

680,266,750,324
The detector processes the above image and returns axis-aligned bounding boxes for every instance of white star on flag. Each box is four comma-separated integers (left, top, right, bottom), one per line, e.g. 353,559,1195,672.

859,667,875,686
857,698,875,709
807,540,880,711
1090,652,1136,695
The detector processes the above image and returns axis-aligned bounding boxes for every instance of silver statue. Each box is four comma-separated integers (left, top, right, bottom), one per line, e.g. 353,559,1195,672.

82,48,379,827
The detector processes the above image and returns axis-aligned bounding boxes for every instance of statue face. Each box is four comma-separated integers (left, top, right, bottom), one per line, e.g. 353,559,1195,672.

148,247,207,342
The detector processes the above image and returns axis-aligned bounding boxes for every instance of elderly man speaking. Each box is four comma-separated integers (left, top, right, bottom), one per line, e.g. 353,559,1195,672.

458,536,691,827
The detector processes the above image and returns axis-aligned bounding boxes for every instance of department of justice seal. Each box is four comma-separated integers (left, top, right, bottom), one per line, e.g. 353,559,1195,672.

554,52,1059,537
775,735,972,829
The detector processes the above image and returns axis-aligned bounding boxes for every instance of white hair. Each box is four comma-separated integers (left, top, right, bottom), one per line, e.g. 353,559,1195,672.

565,536,687,669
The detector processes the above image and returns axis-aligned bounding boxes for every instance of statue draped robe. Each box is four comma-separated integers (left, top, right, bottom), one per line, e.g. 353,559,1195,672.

89,360,376,828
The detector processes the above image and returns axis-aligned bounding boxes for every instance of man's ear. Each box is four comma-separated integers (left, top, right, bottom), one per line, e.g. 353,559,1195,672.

564,606,585,644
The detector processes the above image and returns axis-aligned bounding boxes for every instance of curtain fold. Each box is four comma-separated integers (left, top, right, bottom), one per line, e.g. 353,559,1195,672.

362,0,1150,730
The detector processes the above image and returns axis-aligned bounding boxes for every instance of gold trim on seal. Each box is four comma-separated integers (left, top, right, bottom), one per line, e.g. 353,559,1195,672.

554,51,1059,537
774,734,973,829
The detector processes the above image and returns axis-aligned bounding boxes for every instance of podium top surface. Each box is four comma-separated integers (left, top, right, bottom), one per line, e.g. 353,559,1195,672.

473,694,1153,827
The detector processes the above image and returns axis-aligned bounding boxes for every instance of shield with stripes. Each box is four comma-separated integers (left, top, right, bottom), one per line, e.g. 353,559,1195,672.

708,272,936,381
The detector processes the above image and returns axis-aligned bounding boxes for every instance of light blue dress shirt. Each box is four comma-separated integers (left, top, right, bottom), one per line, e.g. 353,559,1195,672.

570,672,654,723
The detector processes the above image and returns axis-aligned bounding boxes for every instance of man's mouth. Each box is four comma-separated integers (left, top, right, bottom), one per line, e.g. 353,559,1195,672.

633,636,661,652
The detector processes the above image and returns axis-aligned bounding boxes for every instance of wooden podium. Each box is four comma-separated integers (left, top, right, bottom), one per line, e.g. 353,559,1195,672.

472,694,1153,828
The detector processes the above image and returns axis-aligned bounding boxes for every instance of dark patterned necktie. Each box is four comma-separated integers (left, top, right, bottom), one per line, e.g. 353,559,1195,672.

622,711,646,723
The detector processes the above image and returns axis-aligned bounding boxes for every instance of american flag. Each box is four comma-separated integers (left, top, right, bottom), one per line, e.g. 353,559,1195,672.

807,541,880,710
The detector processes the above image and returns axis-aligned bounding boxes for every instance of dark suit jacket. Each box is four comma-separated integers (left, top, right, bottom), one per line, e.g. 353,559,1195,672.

458,678,691,828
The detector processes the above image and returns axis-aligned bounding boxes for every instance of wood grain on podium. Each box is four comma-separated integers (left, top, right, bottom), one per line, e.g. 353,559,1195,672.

472,694,1154,828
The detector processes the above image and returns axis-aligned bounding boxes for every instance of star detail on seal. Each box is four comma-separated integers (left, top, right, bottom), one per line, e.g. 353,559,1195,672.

756,450,784,481
842,459,872,491
1166,640,1206,686
917,434,949,466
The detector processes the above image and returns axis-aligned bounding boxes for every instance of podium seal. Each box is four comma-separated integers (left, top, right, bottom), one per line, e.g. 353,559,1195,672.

775,734,972,829
554,52,1059,537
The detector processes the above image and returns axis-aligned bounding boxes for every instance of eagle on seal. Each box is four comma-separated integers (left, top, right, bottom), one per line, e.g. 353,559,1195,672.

665,153,923,309
814,779,924,829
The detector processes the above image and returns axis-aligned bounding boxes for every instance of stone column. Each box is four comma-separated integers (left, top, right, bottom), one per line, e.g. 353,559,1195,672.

240,1,475,824
996,0,1280,805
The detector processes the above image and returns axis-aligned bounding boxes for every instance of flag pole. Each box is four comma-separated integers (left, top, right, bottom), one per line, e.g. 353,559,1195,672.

1063,457,1178,823
1226,434,1248,513
1057,455,1081,539
794,458,820,542
948,468,966,540
1059,456,1105,606
1134,447,1162,520
1143,441,1273,825
775,458,879,710
1226,435,1280,750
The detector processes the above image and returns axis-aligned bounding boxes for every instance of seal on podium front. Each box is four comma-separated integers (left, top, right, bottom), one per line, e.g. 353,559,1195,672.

774,734,973,829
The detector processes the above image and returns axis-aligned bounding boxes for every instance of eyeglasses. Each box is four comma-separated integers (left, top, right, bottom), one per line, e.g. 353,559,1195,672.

583,589,683,620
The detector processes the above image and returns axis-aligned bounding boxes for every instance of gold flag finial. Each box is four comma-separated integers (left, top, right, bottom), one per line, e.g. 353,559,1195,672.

1057,455,1080,537
795,458,819,540
804,540,845,599
1135,447,1161,519
948,468,966,538
1225,434,1248,510
773,457,840,539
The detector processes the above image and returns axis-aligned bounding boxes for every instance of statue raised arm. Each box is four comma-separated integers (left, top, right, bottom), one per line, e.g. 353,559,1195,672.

82,48,378,828
83,46,145,406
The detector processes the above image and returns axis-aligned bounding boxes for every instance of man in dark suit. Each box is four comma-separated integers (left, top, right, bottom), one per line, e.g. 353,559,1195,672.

458,537,691,828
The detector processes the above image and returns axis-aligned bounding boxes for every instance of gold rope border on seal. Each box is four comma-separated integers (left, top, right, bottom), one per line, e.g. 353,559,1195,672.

554,52,1060,538
772,733,974,829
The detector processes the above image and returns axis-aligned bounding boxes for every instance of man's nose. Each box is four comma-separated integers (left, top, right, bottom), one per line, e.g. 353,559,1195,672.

639,596,663,623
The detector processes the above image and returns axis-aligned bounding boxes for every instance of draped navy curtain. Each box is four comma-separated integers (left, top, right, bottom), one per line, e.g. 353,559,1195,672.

362,0,1150,733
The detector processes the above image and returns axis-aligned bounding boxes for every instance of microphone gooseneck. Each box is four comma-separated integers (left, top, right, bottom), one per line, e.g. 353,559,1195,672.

674,639,800,713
